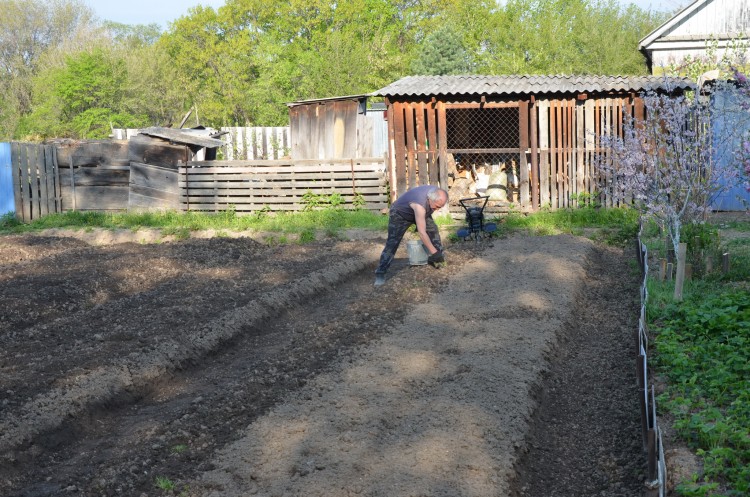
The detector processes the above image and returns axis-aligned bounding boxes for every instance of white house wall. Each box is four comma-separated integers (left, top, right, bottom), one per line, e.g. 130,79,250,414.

665,0,750,37
642,0,750,70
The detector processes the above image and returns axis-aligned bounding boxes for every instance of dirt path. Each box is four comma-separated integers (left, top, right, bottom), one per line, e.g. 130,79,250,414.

0,231,644,497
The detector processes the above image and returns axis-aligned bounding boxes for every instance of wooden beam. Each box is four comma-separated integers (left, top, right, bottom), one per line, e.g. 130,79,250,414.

530,99,539,209
393,101,407,197
519,100,530,208
385,97,395,202
427,104,439,185
549,100,558,209
538,101,550,208
404,102,417,190
437,101,448,190
415,103,428,186
19,144,31,221
11,142,21,218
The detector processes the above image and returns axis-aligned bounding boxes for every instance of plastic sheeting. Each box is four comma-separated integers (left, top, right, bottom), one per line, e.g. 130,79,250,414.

0,143,13,216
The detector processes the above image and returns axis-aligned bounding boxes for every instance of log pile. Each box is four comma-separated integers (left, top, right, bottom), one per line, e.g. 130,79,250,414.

446,153,519,204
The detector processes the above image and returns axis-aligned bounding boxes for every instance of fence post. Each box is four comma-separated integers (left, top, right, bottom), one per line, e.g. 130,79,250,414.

674,242,687,301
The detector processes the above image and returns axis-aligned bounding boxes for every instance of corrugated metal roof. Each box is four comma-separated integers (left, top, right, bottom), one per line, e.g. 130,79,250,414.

138,127,225,148
373,75,695,97
287,94,369,107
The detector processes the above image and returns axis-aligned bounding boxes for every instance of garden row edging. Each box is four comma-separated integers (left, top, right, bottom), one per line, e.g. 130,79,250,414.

635,225,667,497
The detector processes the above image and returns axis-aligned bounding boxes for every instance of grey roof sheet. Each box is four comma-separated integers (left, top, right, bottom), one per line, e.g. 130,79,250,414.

138,127,225,148
373,75,695,97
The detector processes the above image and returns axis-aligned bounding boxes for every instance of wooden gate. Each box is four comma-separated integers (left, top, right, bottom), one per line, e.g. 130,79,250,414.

10,142,60,222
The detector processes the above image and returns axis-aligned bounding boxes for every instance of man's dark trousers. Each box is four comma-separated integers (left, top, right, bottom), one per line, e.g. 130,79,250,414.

375,211,442,275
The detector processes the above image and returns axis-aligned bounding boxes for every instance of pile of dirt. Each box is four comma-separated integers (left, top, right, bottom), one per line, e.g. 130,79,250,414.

0,230,645,496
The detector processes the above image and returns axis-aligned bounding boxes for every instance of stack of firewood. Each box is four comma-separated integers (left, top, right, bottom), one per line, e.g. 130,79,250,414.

446,154,518,202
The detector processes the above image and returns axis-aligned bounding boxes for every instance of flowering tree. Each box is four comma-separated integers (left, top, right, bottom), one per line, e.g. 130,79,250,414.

597,81,750,264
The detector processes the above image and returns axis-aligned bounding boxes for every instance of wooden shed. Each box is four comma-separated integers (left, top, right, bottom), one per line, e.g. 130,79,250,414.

46,127,224,215
373,75,694,212
287,95,387,160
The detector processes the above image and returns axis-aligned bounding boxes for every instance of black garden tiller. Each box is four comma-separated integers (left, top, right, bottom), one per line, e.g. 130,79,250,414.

456,196,497,243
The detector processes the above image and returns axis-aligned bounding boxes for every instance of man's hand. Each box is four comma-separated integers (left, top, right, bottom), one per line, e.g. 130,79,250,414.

428,250,445,267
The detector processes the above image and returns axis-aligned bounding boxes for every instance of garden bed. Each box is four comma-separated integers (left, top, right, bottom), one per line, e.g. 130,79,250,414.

0,229,644,496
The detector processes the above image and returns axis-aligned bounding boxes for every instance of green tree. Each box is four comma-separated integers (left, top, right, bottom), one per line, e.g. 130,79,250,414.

159,5,259,126
161,0,419,127
411,25,473,75
0,0,95,138
22,48,147,138
102,21,162,48
475,0,667,75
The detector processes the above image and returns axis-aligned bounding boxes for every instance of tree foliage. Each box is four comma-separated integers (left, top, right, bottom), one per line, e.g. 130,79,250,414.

1,0,668,139
411,25,473,75
22,48,148,138
0,0,95,138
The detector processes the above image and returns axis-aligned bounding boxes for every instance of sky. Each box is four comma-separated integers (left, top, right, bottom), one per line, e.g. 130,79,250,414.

85,0,692,29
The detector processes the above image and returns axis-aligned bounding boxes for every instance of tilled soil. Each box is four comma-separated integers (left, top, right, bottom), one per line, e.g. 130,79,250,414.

0,230,644,497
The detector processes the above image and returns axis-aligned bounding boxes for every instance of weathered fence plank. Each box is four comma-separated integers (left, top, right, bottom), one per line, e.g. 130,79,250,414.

10,143,22,216
129,162,180,211
221,127,291,160
61,186,129,211
128,135,189,169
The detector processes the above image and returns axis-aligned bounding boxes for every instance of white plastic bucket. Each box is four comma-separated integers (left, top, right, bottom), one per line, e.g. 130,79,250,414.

407,240,429,265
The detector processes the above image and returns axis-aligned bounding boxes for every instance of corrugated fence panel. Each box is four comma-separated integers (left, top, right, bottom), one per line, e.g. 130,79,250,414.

0,143,13,216
180,158,388,214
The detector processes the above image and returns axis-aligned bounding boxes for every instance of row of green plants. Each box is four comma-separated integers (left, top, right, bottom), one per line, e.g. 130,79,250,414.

643,220,750,496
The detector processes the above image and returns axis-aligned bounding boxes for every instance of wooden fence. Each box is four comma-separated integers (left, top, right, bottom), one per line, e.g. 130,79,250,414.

180,158,388,214
56,140,131,212
10,142,61,222
220,127,291,160
112,127,289,161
